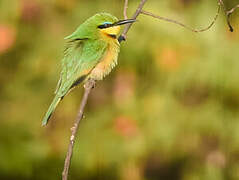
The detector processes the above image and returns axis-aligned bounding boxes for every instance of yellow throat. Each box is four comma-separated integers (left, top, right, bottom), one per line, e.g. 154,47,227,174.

100,26,121,39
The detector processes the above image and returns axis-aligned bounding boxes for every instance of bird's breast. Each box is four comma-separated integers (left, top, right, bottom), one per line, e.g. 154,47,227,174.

90,41,119,80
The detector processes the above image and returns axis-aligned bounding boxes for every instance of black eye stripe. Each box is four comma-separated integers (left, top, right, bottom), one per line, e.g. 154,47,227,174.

98,23,112,29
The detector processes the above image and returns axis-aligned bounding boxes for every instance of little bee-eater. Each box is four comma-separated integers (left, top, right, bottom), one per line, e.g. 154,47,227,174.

42,13,135,126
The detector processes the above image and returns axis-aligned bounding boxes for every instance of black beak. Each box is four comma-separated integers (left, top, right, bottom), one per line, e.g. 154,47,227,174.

113,19,136,26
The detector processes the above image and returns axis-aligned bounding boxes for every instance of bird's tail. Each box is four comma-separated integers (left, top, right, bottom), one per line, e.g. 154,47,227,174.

42,96,61,126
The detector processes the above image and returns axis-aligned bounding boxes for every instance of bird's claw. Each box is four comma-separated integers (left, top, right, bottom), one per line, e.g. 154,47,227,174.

84,79,96,90
118,35,126,43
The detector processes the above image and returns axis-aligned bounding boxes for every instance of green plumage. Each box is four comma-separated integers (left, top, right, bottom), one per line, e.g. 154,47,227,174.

42,13,120,126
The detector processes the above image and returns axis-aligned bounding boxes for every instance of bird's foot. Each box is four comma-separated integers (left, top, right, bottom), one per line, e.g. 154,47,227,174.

84,79,96,90
118,35,126,43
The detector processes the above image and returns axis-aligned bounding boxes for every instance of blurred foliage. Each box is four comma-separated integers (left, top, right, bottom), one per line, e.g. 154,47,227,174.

1,0,239,179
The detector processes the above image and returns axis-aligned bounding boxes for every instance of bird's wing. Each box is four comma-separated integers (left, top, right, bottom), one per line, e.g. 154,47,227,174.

55,39,108,97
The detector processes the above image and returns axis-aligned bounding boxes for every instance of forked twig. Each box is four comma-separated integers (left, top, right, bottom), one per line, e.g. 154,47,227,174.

118,0,148,42
227,4,239,17
218,0,233,31
62,0,148,179
218,0,239,32
140,3,220,33
62,0,239,179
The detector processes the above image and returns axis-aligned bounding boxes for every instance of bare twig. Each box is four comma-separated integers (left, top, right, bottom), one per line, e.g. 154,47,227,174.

123,0,129,20
227,4,239,16
218,0,239,32
140,3,221,33
62,0,239,179
62,79,95,180
63,1,149,179
218,0,233,32
118,0,148,42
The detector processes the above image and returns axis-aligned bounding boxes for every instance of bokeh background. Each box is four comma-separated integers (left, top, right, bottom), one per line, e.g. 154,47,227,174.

1,0,239,179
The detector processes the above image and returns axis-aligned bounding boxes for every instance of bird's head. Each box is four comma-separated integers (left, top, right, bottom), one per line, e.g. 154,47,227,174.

65,13,135,41
95,13,135,39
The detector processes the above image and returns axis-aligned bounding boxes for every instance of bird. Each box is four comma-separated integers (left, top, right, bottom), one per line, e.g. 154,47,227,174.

42,13,135,126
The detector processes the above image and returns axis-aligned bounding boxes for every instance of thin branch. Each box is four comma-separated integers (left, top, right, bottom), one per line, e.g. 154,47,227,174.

123,0,129,20
62,1,149,179
62,79,95,180
62,0,239,179
118,0,148,42
140,3,221,33
227,4,239,17
218,0,234,32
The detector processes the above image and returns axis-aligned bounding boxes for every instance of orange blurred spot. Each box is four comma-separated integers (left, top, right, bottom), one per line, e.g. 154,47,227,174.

206,150,226,168
114,116,138,138
0,25,16,54
155,47,180,71
20,0,42,23
113,69,136,104
153,44,197,72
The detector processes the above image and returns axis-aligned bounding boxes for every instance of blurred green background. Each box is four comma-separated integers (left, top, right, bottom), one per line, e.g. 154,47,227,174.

1,0,239,179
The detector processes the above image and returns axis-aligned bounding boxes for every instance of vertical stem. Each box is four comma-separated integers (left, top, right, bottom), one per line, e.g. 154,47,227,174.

118,0,148,42
62,0,149,179
123,0,129,19
62,80,95,180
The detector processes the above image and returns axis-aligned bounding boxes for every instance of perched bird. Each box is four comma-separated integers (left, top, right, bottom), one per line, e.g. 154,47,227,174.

42,13,135,126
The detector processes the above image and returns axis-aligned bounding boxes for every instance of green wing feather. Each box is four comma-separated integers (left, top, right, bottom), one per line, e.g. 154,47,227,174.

42,38,107,126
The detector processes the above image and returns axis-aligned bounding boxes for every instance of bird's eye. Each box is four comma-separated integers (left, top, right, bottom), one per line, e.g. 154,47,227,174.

98,22,112,29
